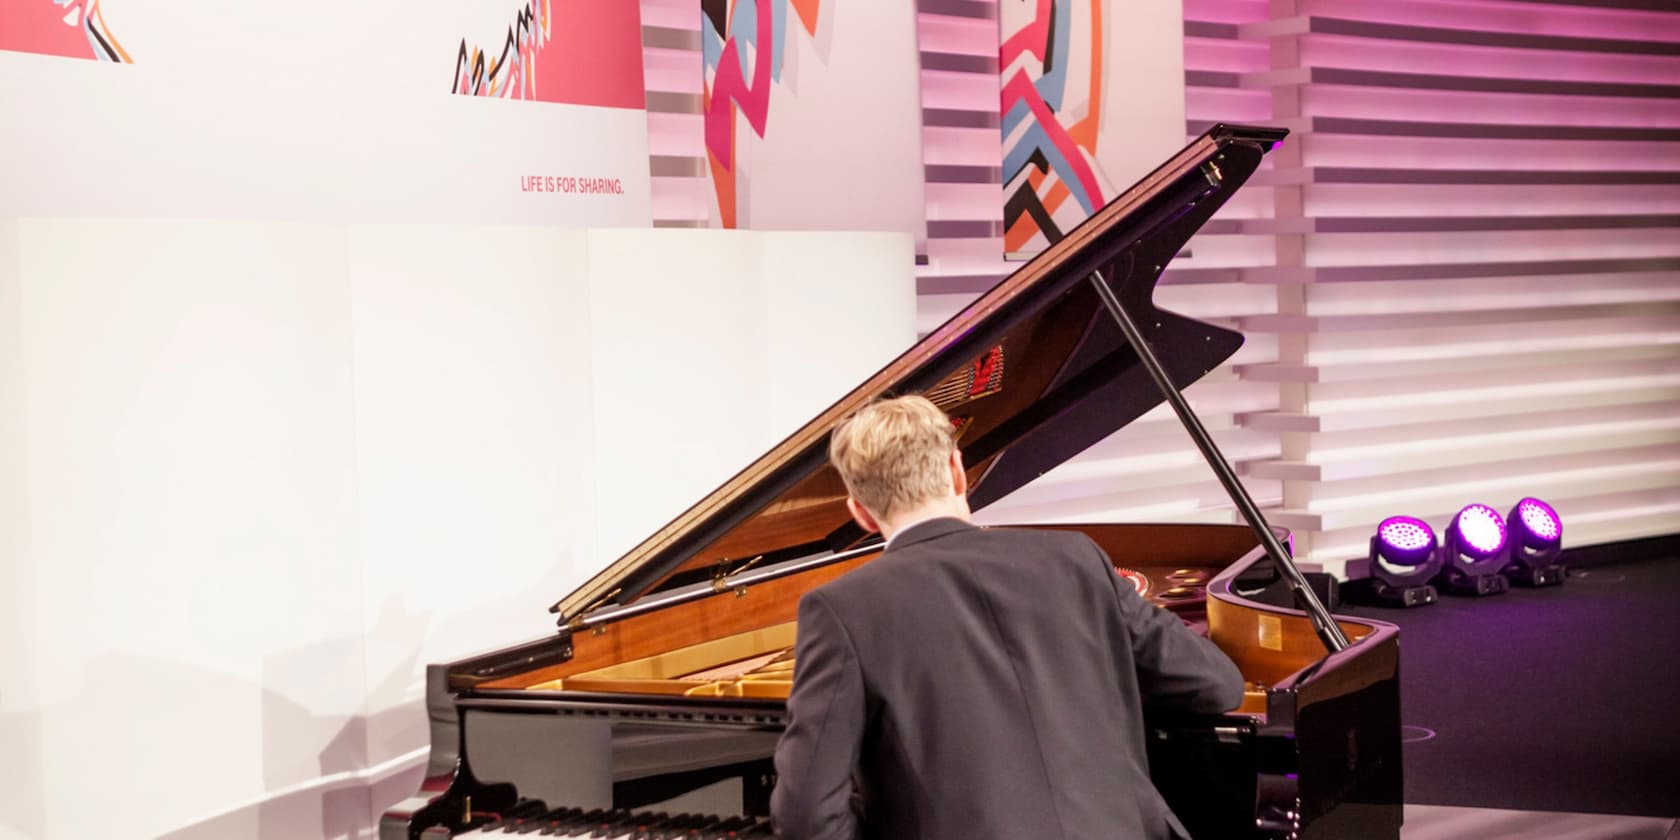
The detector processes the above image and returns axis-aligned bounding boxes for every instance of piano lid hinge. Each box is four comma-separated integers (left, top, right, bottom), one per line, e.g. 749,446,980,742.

712,555,765,593
1201,159,1224,188
567,587,622,630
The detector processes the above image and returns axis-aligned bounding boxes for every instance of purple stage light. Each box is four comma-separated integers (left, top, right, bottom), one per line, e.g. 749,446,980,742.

1362,515,1442,607
1452,504,1507,559
1512,497,1562,547
1437,503,1512,597
1376,516,1436,568
1505,497,1566,587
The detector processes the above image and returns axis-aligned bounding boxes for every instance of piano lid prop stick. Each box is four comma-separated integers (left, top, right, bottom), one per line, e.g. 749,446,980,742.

1085,268,1351,653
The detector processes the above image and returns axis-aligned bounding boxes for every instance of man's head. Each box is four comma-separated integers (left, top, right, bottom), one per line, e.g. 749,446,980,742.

828,395,969,535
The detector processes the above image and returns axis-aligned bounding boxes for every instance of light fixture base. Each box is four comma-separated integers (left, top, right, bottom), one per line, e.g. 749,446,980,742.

1372,580,1438,608
1504,562,1565,587
1439,570,1509,597
1344,577,1438,608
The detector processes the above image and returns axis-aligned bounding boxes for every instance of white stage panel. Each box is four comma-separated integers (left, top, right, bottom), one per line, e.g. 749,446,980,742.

584,229,916,567
346,224,600,781
0,219,49,840
13,219,362,839
759,231,918,431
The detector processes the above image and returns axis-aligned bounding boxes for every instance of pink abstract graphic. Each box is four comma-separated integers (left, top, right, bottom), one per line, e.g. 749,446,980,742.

701,0,824,228
1,0,132,62
1000,0,1112,256
453,0,550,99
450,0,645,109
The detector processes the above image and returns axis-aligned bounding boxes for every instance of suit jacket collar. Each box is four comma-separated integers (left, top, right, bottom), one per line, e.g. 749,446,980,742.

884,516,977,553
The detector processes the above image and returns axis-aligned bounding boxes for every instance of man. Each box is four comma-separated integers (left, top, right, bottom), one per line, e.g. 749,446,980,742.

771,395,1244,840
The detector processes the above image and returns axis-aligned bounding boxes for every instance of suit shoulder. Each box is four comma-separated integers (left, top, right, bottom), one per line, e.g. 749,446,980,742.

980,526,1102,556
803,559,890,603
803,548,927,609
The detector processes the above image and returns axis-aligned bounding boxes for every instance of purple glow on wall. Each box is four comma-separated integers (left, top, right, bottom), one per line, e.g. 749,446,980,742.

1453,504,1508,558
1303,0,1680,42
1303,87,1680,127
1300,37,1680,85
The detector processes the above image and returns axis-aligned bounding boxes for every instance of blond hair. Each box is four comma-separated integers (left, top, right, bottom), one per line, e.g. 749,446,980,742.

828,395,957,519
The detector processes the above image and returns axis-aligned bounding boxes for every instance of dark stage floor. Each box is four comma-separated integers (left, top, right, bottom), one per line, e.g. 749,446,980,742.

1341,551,1680,820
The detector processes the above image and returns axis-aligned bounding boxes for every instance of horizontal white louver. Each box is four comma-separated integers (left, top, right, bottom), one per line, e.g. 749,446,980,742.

641,0,707,228
1240,0,1680,576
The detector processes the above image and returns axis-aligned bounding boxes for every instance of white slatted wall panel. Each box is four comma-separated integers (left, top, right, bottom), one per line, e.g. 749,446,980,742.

642,0,709,228
639,0,1680,574
1237,0,1680,575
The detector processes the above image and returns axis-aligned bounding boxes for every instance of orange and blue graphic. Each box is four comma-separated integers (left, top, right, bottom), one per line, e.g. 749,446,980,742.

1001,0,1112,256
701,0,823,229
451,0,645,109
1,0,131,62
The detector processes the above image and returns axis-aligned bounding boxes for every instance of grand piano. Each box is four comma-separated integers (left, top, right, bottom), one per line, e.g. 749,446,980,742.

381,124,1404,840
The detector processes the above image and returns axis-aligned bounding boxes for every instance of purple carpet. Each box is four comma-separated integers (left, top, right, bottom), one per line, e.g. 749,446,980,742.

1342,550,1680,818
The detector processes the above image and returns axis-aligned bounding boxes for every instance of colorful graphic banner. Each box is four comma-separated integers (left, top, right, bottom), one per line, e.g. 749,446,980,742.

696,0,925,241
1,0,653,225
1001,0,1115,257
701,0,824,229
451,0,644,109
0,0,132,62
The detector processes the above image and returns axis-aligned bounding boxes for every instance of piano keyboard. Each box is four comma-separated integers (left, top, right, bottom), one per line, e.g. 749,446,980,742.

449,802,777,838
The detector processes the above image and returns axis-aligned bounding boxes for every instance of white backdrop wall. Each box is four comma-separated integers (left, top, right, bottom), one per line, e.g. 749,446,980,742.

0,223,915,840
0,221,46,838
8,220,366,840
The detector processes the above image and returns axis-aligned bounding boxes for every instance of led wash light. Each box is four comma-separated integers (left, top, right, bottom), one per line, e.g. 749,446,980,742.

1436,503,1511,597
1504,497,1565,586
1378,517,1436,565
1364,515,1442,607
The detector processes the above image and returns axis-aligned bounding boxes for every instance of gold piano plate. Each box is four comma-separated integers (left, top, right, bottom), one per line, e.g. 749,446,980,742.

529,623,798,698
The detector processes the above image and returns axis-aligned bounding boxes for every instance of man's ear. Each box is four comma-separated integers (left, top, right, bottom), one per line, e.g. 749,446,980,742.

949,448,968,496
846,497,882,534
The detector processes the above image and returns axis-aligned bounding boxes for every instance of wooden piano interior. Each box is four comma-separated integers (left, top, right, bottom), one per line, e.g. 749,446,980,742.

471,522,1376,718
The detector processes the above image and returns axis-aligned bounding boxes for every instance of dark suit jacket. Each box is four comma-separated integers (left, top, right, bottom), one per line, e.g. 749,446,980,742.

770,517,1244,840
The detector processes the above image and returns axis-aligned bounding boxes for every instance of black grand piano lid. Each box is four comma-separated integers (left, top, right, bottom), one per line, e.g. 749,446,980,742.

550,123,1288,625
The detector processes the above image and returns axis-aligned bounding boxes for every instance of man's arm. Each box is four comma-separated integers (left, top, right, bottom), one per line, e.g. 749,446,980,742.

772,591,866,840
1087,537,1245,713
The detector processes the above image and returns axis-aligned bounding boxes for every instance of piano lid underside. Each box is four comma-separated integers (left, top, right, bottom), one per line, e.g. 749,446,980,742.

609,272,1244,606
555,127,1277,623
